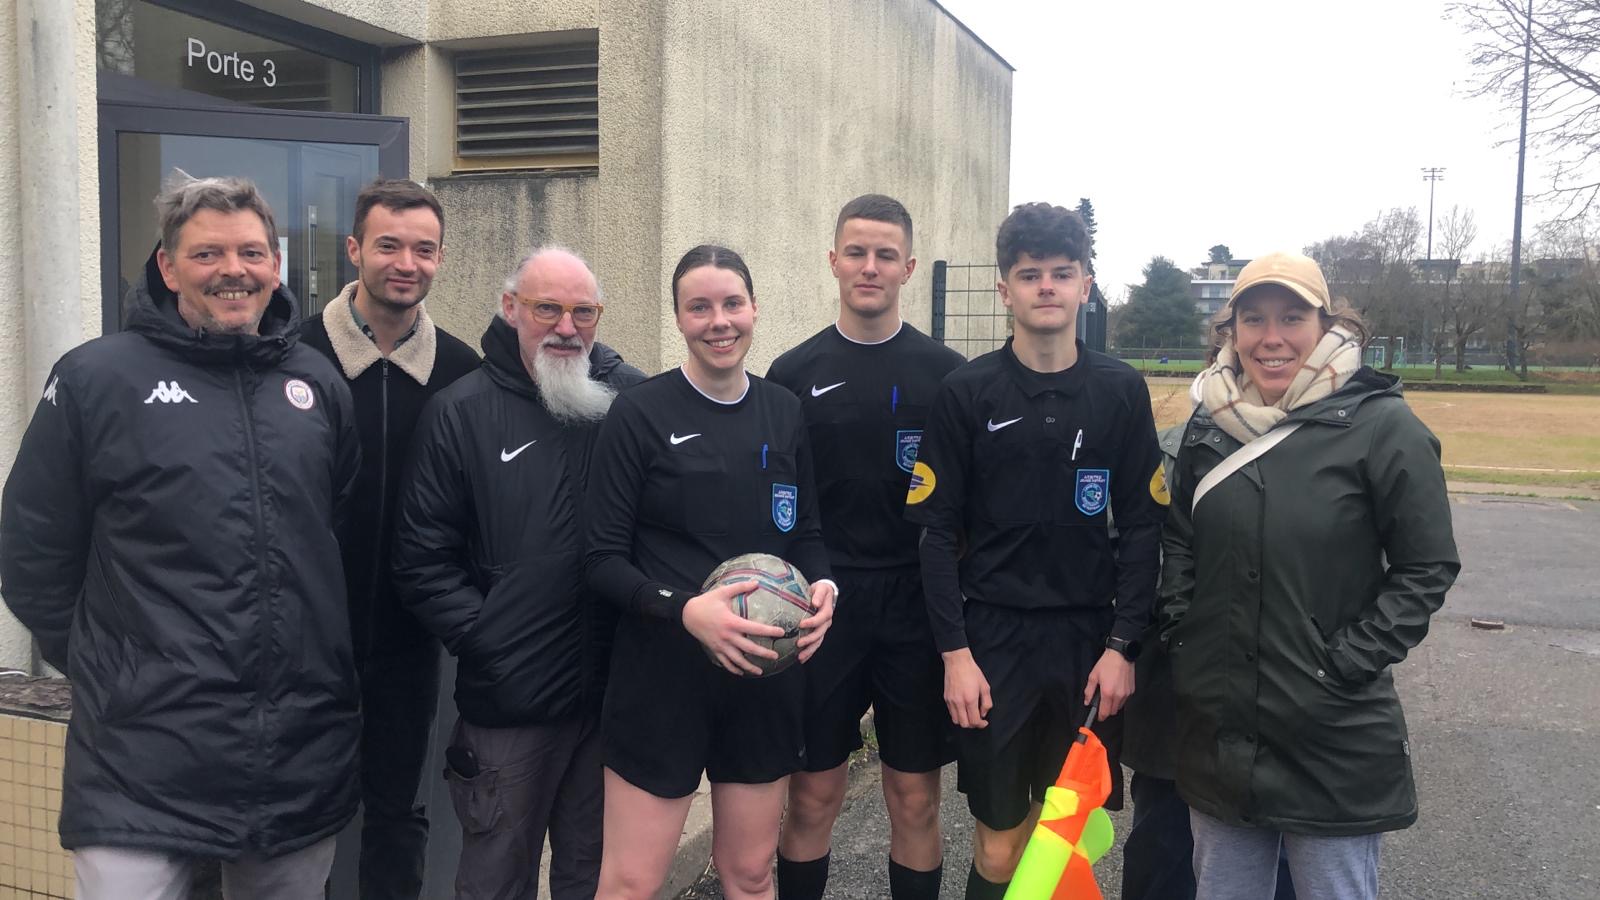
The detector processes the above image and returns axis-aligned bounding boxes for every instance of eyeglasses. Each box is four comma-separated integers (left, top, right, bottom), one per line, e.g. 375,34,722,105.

515,297,604,327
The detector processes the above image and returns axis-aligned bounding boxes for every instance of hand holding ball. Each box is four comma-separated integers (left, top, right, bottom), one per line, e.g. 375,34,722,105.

683,553,816,677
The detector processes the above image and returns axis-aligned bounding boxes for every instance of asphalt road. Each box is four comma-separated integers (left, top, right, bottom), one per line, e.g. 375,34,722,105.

678,495,1600,898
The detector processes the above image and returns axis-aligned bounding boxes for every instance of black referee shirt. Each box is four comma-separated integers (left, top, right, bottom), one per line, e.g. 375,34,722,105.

766,323,965,570
584,368,832,618
906,338,1165,652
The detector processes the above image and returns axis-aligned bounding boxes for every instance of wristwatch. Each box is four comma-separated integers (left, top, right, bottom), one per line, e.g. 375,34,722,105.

1106,635,1142,662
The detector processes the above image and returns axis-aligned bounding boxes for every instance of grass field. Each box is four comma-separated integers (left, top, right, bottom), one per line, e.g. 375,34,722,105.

1146,381,1600,494
1126,361,1600,394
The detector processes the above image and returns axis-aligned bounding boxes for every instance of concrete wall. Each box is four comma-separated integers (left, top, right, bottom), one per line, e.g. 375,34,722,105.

390,0,670,373
0,0,26,670
0,0,102,670
656,0,1012,372
0,0,1007,668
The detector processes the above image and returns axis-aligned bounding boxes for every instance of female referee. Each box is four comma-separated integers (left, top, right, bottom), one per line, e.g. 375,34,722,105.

585,244,838,900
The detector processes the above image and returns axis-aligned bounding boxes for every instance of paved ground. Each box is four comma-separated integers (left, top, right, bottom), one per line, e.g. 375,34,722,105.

677,495,1600,898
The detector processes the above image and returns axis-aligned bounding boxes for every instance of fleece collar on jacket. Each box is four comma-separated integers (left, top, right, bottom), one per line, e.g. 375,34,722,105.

319,281,440,384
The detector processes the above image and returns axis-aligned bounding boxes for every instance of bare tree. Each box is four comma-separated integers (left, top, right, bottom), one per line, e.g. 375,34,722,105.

1452,254,1505,371
1361,209,1425,368
1431,206,1480,375
1451,0,1600,218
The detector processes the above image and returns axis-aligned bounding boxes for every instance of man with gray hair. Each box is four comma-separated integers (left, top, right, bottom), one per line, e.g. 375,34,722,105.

392,246,645,898
0,175,362,898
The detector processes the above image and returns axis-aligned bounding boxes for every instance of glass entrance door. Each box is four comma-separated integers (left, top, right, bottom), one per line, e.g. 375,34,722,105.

98,94,407,331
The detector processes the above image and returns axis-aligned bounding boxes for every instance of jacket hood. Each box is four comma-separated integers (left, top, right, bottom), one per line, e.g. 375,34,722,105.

588,341,630,379
480,315,540,399
125,247,300,367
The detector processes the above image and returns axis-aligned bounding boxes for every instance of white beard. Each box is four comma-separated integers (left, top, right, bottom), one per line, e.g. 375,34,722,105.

532,338,616,423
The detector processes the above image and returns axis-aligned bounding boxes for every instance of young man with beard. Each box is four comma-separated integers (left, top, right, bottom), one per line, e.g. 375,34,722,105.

906,203,1165,899
392,247,645,899
299,179,480,900
766,195,964,899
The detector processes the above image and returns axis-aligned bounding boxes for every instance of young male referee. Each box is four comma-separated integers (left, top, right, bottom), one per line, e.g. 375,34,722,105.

767,195,965,900
905,202,1166,899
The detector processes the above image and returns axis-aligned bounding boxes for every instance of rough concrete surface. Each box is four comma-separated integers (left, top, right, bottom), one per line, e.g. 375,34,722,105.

677,495,1600,898
657,0,1012,374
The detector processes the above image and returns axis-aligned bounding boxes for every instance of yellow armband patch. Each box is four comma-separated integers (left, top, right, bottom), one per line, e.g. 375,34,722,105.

1150,464,1170,506
906,461,937,505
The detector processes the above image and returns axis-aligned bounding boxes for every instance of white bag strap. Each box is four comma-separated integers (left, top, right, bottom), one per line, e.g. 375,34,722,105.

1191,422,1304,513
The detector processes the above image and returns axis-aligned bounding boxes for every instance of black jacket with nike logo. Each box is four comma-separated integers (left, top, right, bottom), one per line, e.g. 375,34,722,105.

0,254,362,859
391,317,645,727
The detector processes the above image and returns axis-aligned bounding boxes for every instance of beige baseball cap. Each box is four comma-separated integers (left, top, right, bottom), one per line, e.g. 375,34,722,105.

1227,251,1330,312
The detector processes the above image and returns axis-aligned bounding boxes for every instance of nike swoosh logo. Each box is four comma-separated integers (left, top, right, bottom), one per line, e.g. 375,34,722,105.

500,440,537,462
810,382,846,397
669,432,702,445
987,417,1023,432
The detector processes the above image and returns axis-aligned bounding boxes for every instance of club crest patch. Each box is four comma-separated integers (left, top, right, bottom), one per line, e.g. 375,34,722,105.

772,483,797,533
896,429,923,474
1075,468,1110,516
284,379,315,411
906,461,936,505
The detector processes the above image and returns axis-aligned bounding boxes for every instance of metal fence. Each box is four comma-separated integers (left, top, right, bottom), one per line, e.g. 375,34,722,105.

931,260,1108,358
931,260,1008,358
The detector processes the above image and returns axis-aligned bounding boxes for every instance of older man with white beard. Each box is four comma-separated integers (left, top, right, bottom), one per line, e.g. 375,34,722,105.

392,247,645,900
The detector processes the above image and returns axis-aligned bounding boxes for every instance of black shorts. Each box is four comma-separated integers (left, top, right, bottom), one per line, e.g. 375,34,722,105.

800,566,953,773
954,601,1124,830
602,615,807,799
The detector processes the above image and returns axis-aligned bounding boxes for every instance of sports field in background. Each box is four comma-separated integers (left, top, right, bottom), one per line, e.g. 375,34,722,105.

1146,380,1600,494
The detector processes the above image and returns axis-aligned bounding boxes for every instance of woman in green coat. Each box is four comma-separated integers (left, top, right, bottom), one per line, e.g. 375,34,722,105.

1160,252,1460,900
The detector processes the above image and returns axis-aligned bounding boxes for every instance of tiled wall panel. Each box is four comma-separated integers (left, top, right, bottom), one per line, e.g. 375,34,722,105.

0,715,70,899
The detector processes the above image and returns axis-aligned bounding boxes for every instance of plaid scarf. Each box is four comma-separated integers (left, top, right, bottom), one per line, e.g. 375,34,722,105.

1192,325,1363,444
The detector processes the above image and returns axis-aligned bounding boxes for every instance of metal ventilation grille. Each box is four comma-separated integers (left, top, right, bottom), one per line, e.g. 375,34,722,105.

455,42,599,170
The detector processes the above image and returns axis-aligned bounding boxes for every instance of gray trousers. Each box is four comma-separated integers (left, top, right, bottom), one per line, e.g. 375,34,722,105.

74,836,337,900
1190,809,1380,900
446,716,603,900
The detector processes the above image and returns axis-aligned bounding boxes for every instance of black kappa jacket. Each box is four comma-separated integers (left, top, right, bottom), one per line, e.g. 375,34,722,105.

392,317,645,727
0,256,362,857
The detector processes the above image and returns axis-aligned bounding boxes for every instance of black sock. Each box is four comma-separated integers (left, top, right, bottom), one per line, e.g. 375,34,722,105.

777,851,830,900
889,858,943,899
964,862,1008,900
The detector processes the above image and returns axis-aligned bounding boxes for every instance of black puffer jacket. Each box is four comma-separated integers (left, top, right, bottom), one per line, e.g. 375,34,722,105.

0,256,362,857
392,318,646,727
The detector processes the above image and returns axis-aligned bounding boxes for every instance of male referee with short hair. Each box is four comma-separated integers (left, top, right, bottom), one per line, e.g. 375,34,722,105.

906,202,1166,899
768,195,965,900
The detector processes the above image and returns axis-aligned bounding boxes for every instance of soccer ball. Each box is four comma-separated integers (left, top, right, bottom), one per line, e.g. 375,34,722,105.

700,553,815,677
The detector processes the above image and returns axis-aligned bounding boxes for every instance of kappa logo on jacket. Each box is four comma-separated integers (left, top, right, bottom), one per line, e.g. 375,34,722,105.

144,381,198,405
42,376,58,407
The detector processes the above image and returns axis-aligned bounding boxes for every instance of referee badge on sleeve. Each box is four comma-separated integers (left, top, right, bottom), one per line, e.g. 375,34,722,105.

906,461,937,505
772,483,797,532
1150,464,1171,506
1075,468,1110,516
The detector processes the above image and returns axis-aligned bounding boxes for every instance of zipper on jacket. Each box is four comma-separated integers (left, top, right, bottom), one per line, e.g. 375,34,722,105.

234,368,272,847
369,360,390,611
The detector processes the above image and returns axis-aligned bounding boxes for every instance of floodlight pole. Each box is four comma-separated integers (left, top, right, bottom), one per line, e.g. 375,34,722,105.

1507,0,1532,374
1422,167,1445,261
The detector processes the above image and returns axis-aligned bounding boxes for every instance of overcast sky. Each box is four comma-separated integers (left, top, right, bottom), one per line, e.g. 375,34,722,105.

936,0,1556,300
